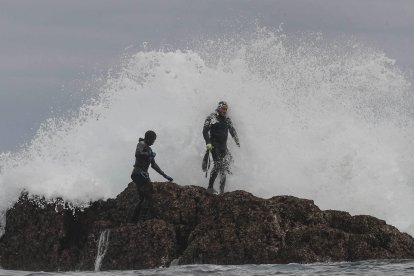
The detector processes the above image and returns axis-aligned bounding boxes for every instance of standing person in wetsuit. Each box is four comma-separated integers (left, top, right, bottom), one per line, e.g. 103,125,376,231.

130,130,173,222
203,101,240,194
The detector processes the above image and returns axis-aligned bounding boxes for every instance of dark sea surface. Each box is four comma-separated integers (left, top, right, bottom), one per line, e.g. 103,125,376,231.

1,260,414,276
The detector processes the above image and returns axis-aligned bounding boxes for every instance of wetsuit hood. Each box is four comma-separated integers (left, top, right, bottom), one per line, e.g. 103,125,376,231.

216,101,228,117
144,130,157,146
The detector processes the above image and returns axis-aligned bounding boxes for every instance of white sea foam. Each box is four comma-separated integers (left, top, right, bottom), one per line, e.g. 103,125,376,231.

1,28,414,235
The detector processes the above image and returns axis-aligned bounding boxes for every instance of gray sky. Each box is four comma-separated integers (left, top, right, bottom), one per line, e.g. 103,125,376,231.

1,0,414,152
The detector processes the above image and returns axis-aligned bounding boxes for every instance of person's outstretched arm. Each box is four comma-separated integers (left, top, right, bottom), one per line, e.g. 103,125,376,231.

151,159,173,181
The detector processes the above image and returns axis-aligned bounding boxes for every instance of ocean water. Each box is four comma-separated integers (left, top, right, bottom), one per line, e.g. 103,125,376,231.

1,260,414,275
1,27,414,242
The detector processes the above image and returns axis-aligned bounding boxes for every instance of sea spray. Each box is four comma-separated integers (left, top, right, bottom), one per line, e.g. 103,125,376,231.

0,28,414,236
94,229,110,272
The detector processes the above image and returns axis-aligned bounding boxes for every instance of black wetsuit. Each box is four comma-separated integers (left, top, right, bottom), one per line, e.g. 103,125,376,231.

203,112,239,193
130,138,166,221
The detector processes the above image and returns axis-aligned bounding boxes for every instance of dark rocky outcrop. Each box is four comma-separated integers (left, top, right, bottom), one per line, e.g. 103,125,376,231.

0,182,413,271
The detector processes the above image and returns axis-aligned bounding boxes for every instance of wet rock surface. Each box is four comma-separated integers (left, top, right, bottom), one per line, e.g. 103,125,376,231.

0,182,413,271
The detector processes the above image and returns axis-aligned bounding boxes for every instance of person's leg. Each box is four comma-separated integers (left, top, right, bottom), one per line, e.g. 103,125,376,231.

219,172,226,194
218,148,231,194
207,147,220,193
131,171,153,222
138,179,153,221
129,172,142,222
208,168,219,189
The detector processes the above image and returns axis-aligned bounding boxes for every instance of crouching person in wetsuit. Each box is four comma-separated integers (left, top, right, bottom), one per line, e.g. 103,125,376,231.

203,101,240,194
130,130,173,222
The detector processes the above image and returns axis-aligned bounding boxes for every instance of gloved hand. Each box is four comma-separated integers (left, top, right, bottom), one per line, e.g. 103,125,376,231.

206,143,213,151
163,174,173,182
236,140,240,147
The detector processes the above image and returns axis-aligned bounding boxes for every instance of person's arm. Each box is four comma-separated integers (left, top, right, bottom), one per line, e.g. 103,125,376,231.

135,142,150,158
227,117,240,147
202,115,212,145
151,159,173,181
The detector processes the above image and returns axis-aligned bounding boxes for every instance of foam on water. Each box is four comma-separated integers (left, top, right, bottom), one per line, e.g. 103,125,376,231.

1,28,414,235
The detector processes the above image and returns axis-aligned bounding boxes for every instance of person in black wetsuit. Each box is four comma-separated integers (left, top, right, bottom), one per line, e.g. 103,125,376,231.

130,130,173,222
203,101,240,194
